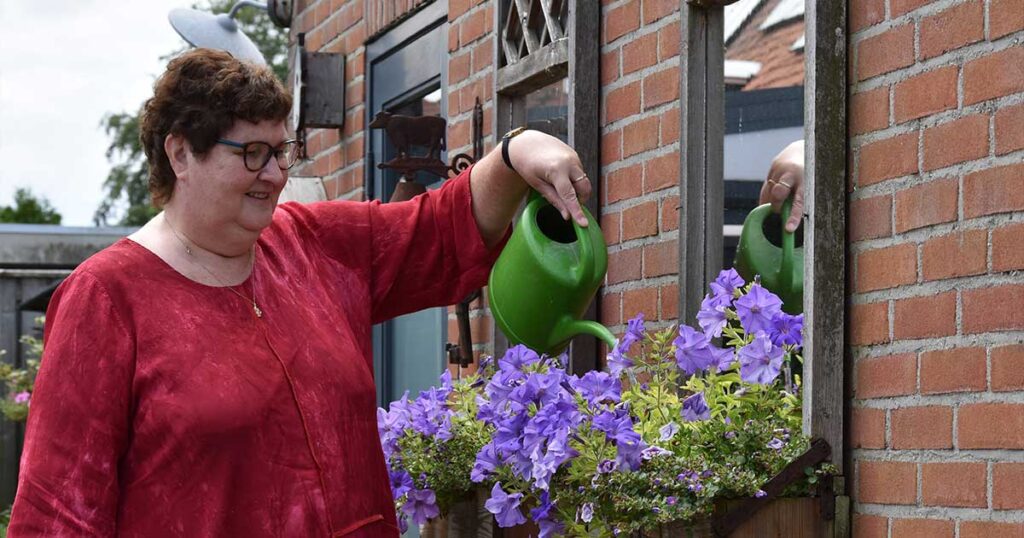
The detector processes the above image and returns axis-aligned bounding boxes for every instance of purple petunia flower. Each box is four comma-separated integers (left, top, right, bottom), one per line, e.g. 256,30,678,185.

401,487,440,525
389,470,415,500
485,482,527,528
709,346,735,373
713,268,745,298
734,285,783,335
606,344,634,376
597,459,618,474
659,421,680,441
681,392,711,422
666,496,677,505
499,345,541,374
755,490,767,498
579,502,594,523
674,325,716,375
769,312,804,348
738,332,785,385
767,438,785,450
13,391,30,404
471,442,501,482
697,292,732,338
575,371,622,406
641,445,673,460
529,491,565,538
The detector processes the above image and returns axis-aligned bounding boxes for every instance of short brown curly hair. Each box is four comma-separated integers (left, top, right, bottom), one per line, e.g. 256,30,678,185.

140,48,292,207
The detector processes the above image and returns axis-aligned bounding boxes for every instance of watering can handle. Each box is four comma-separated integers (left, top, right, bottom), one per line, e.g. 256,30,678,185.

527,190,595,287
779,198,795,291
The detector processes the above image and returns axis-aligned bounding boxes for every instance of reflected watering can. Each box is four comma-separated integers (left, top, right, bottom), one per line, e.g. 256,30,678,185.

734,198,804,314
488,191,618,356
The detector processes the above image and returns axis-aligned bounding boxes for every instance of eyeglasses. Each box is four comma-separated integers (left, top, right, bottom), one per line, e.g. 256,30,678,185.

216,138,301,172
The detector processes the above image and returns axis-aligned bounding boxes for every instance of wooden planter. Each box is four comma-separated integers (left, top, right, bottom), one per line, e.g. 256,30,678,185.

426,496,824,537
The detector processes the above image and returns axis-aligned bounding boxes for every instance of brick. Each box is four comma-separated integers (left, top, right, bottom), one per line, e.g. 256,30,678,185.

850,195,892,241
921,229,988,281
459,6,489,44
960,404,1024,448
891,518,954,538
856,353,916,399
964,46,1024,105
643,67,680,110
853,516,887,538
606,81,642,124
622,116,660,157
894,292,957,340
643,152,679,193
858,132,918,186
601,211,621,246
993,345,1024,392
922,462,987,507
606,164,643,204
602,49,620,85
890,0,930,17
921,347,986,394
923,114,990,171
622,32,658,75
995,102,1024,155
850,302,890,346
642,0,676,24
855,243,917,292
850,407,886,449
964,163,1024,218
602,129,622,167
658,21,680,60
892,406,953,449
471,40,493,73
963,284,1024,334
622,201,659,241
661,106,680,144
605,0,640,43
850,0,884,33
608,247,642,285
858,460,917,504
990,0,1024,39
857,24,915,81
601,290,622,327
661,195,679,232
994,463,1024,509
449,53,471,83
850,86,889,135
622,287,658,322
643,240,678,278
961,521,1024,538
661,283,679,320
894,66,958,123
919,0,984,60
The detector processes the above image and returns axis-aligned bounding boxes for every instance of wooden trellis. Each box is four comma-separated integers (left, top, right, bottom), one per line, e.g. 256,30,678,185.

499,0,569,67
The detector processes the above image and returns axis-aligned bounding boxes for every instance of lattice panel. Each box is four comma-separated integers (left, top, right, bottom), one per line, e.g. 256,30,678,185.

500,0,569,66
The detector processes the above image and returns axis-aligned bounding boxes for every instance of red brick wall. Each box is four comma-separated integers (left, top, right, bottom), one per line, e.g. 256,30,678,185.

848,0,1024,535
600,0,682,338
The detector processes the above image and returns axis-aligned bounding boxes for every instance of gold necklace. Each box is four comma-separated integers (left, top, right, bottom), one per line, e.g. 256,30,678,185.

164,215,263,318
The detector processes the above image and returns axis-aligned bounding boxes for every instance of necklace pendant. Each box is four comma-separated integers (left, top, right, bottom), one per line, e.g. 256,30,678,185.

253,303,263,318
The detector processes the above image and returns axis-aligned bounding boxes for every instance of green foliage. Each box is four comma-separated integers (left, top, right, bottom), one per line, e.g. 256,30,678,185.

0,318,43,423
0,188,62,225
95,0,289,226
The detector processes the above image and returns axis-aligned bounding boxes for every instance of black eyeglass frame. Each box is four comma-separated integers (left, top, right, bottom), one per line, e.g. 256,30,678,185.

216,138,302,172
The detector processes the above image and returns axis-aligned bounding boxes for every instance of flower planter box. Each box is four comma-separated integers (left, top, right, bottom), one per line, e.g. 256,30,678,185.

424,495,825,538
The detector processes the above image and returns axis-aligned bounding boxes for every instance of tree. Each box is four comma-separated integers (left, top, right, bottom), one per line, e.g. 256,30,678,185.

95,0,289,226
0,188,62,225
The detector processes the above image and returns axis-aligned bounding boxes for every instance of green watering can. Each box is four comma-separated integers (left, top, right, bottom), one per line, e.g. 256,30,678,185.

489,191,618,355
733,198,804,314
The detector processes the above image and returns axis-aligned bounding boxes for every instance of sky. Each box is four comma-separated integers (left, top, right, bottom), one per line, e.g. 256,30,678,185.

0,0,197,226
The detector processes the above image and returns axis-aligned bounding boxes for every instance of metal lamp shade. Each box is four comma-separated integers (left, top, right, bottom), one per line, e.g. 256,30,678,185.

168,8,266,65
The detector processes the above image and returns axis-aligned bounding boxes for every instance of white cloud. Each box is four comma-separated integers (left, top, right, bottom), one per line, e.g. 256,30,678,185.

0,0,196,225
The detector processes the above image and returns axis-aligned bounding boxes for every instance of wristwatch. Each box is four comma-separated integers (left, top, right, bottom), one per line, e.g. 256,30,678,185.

501,127,527,175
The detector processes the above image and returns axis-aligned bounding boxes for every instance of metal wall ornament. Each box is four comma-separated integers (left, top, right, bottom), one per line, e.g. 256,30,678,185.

369,99,485,368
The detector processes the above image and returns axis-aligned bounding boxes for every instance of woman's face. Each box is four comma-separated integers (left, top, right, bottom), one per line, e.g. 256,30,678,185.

173,119,290,238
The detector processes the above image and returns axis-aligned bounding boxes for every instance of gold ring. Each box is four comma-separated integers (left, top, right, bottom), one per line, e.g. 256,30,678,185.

777,180,792,189
571,174,588,183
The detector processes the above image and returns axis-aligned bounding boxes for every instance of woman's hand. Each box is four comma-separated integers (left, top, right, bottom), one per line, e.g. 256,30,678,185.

758,140,805,233
506,130,592,227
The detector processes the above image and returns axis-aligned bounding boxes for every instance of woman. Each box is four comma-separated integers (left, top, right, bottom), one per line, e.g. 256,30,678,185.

8,48,590,537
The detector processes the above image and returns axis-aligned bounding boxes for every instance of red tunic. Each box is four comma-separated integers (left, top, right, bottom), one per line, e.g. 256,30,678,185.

9,169,506,537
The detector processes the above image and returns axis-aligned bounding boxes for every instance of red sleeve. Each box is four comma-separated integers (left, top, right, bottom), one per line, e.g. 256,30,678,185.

282,166,511,324
8,271,134,537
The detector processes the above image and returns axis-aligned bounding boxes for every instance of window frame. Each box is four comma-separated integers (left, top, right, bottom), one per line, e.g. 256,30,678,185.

676,0,849,481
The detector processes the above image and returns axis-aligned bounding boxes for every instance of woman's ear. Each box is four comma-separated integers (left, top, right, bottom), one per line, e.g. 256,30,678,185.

164,133,190,179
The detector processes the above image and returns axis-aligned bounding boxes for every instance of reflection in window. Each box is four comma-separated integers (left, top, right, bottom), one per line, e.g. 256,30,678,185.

524,78,569,143
721,0,805,269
